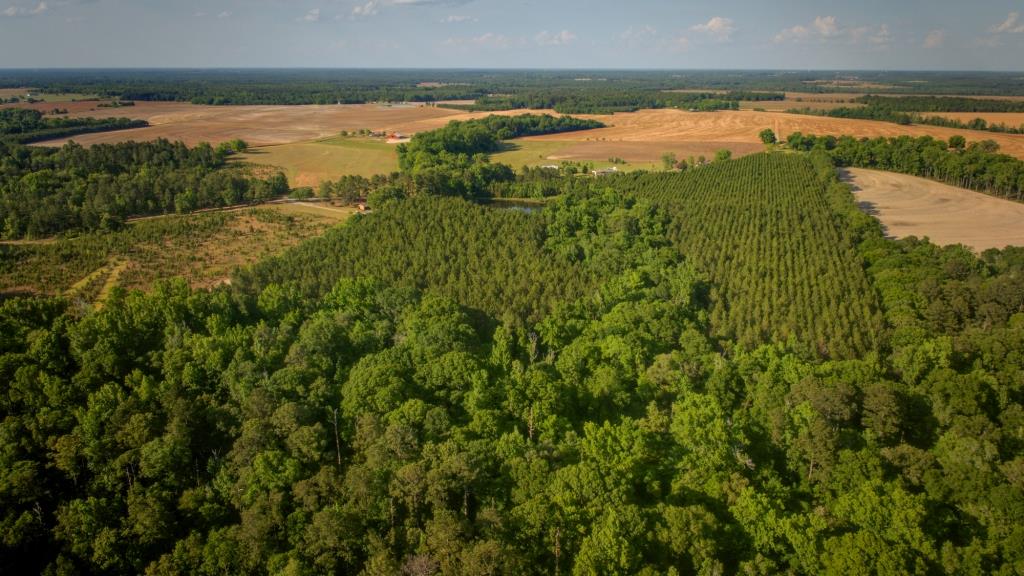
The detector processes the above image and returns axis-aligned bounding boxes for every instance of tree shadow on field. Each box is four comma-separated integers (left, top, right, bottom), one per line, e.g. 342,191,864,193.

840,169,896,240
495,142,522,153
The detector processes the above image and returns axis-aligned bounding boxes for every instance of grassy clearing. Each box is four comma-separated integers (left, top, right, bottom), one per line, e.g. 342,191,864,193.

490,139,655,171
0,205,353,303
238,136,399,187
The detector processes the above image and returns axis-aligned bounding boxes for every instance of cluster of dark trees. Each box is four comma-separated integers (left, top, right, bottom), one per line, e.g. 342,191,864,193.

399,115,603,162
786,132,1024,201
0,139,288,238
391,115,602,198
2,148,1024,574
0,108,147,144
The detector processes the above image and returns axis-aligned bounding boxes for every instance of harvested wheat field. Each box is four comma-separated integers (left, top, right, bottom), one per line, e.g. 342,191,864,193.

35,102,468,147
841,168,1024,251
522,109,1024,160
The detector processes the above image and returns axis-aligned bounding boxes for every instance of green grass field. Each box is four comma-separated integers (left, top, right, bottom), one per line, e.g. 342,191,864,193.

490,140,659,172
238,136,400,187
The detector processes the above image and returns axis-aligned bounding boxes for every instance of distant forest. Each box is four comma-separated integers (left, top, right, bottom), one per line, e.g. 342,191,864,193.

5,69,1024,106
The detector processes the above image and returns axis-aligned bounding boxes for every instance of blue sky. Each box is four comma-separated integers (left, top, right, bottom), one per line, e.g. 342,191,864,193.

1,0,1023,69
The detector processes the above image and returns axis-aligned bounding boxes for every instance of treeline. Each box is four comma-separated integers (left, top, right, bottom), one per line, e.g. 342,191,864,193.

786,132,1024,201
0,108,148,144
456,89,744,114
3,153,1024,573
788,105,1024,135
0,139,289,238
857,95,1024,113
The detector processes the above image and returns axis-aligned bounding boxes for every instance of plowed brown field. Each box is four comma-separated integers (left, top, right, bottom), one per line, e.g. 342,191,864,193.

842,168,1024,251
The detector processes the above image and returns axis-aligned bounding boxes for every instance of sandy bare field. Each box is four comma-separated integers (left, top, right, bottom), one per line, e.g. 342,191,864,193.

841,168,1024,251
35,102,468,147
522,109,1024,160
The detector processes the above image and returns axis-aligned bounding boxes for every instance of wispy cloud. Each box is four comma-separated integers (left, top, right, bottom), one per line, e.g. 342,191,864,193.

353,0,473,18
923,29,945,49
775,16,889,47
535,29,576,46
443,32,512,48
2,1,48,17
991,12,1024,34
441,14,475,23
352,0,380,17
690,16,735,42
300,8,320,22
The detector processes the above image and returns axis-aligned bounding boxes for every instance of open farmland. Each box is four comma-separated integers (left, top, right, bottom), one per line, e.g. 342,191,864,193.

842,167,1024,251
239,136,399,187
32,102,467,146
523,108,1024,160
20,99,1024,173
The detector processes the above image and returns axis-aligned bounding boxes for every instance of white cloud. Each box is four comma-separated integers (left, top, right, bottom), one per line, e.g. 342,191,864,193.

443,32,511,48
217,10,231,19
923,29,945,48
774,24,809,43
690,16,735,41
812,15,839,37
992,12,1024,34
535,29,576,46
2,1,48,17
301,8,320,22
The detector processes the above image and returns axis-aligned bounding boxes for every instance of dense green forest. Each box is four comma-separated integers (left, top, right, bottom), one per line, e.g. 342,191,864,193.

786,133,1024,201
0,139,288,238
6,69,1024,106
0,108,147,144
606,155,883,357
2,143,1024,574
